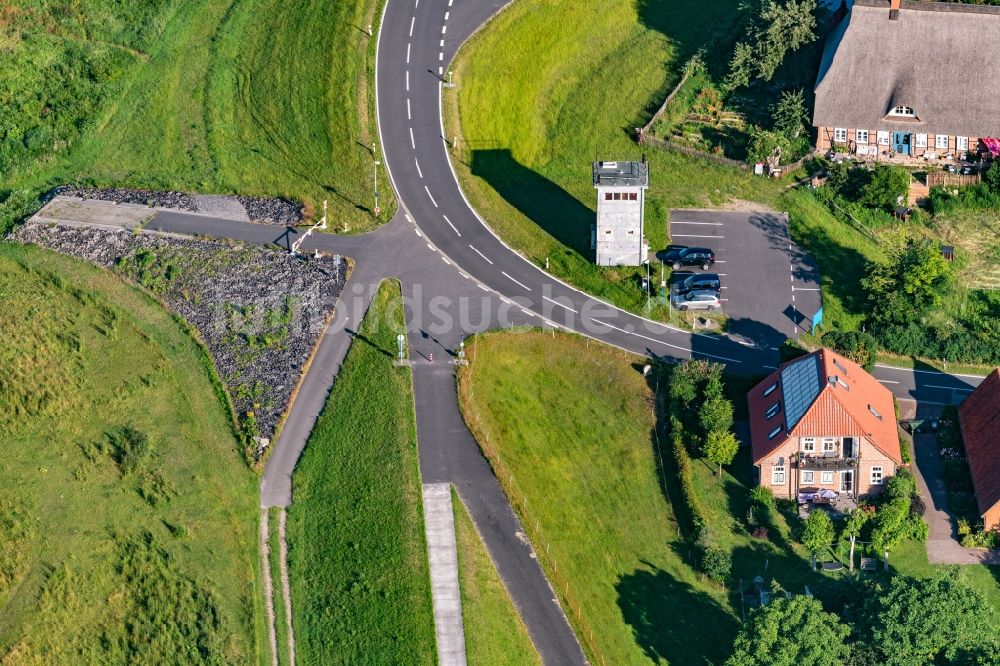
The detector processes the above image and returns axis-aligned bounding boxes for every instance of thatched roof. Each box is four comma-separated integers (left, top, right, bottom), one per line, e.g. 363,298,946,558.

814,0,1000,137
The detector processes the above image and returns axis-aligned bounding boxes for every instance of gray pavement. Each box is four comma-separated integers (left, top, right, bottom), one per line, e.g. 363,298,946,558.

422,483,468,666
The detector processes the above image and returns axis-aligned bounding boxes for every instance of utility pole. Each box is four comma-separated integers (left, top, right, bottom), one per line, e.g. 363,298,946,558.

373,142,381,217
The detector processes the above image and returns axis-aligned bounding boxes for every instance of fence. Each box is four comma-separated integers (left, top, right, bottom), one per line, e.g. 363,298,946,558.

926,171,981,189
639,58,697,136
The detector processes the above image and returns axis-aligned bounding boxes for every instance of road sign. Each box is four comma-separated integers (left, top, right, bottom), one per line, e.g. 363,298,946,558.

811,307,824,335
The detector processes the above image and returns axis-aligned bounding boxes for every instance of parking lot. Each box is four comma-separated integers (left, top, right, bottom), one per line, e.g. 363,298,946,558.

668,209,821,349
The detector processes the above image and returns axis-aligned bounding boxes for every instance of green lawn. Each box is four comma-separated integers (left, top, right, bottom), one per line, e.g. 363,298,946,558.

0,243,263,663
285,280,436,665
891,540,1000,622
2,0,393,234
458,331,740,664
443,0,791,319
452,490,540,666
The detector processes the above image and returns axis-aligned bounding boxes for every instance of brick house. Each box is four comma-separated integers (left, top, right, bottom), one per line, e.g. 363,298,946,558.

958,369,1000,531
748,349,902,500
813,0,1000,159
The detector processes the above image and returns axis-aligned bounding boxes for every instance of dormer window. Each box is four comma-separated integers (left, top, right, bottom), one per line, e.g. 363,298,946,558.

887,106,916,118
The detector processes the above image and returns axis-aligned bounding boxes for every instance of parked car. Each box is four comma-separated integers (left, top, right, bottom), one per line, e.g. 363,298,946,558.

673,272,721,294
661,245,715,270
671,289,721,311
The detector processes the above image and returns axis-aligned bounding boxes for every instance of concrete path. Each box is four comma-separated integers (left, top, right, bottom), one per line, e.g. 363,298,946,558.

901,400,1000,565
422,483,468,666
259,510,279,666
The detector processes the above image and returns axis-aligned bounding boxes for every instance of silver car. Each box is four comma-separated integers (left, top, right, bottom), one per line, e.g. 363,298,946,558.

671,289,721,311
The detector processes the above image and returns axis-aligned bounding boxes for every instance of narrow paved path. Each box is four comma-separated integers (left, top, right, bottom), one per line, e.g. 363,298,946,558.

422,483,468,666
259,510,279,666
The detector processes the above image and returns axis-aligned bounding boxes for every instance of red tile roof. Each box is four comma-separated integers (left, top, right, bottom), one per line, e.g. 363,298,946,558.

958,369,1000,517
748,349,901,465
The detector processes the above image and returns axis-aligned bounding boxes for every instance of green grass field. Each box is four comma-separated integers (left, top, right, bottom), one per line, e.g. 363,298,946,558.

0,243,263,663
458,330,743,664
285,280,436,664
891,540,1000,621
452,490,540,666
444,0,789,318
2,0,392,234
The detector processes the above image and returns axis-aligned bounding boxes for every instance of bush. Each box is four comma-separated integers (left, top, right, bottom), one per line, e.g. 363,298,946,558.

670,414,707,537
886,467,917,500
701,545,732,583
746,126,791,165
821,331,878,371
750,485,776,510
105,426,150,477
752,526,769,540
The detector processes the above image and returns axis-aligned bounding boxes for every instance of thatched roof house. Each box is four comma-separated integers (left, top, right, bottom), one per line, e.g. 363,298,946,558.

813,0,1000,157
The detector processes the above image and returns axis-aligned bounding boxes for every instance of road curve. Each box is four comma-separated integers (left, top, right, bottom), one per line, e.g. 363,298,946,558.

373,1,982,398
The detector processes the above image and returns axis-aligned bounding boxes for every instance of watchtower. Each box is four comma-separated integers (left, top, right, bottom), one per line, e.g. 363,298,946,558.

592,159,649,266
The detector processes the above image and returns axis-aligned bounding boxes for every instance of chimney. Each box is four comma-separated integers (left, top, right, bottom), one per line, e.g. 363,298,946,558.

889,0,900,20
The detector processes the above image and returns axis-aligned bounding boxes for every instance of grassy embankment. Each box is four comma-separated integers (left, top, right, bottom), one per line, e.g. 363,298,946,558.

457,331,821,665
285,280,436,664
0,244,263,662
443,0,792,323
1,0,393,234
458,330,1000,663
452,490,541,666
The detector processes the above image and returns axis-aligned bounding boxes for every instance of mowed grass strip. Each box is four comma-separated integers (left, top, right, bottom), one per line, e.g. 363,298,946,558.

6,0,392,233
452,489,541,666
458,331,738,665
286,280,436,665
0,243,262,662
444,0,785,318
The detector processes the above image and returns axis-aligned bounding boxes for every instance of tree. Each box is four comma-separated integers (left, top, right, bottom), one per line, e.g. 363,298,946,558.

985,159,1000,192
725,596,851,666
702,545,732,584
862,236,952,327
858,165,910,212
727,0,818,88
842,505,873,571
885,467,916,500
869,497,910,557
771,89,808,140
746,126,791,165
862,571,999,665
822,330,878,371
699,395,734,438
705,431,740,475
801,509,834,570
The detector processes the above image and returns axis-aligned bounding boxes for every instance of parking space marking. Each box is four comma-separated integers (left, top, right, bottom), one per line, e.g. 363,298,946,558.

671,221,724,226
672,234,724,239
792,287,821,291
878,380,900,384
925,385,974,392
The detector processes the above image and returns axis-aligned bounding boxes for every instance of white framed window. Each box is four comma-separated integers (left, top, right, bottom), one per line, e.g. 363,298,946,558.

823,438,836,453
877,131,890,146
802,437,816,453
871,466,884,485
916,133,928,148
821,471,834,484
936,134,949,149
772,465,786,485
802,471,815,484
957,136,969,151
856,129,870,144
833,128,847,143
888,106,915,117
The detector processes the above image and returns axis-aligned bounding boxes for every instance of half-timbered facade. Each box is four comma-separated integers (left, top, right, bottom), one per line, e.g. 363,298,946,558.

813,0,1000,159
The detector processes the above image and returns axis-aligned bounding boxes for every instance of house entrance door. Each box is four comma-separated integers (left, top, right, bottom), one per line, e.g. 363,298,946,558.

841,470,854,493
893,132,911,155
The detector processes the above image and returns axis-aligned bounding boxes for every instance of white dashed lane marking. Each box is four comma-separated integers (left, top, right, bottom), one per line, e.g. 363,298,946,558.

543,296,578,313
424,185,438,207
443,215,460,236
469,245,493,264
502,272,532,291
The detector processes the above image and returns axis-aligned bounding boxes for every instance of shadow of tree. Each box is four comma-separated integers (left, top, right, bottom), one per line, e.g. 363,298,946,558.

470,149,594,258
635,0,743,81
789,222,870,315
616,561,737,665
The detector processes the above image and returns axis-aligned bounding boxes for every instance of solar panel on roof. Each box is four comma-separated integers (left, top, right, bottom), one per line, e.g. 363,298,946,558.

780,354,821,431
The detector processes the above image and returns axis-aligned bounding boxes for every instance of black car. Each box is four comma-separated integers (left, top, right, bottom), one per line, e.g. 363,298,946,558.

673,272,721,294
661,246,715,270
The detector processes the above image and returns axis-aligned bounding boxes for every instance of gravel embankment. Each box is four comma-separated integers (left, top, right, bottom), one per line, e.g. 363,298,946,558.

50,186,304,226
11,222,347,461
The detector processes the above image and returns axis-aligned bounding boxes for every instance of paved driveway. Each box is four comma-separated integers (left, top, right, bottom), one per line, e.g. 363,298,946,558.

668,209,821,349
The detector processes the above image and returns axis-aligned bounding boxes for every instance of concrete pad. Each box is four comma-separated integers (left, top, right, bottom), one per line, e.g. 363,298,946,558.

422,483,468,666
31,196,155,230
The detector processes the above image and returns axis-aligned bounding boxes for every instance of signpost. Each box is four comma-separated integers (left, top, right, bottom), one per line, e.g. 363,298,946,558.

811,307,824,335
397,333,406,362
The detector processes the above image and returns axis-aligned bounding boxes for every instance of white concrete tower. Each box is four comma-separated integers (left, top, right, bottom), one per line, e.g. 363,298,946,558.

592,159,649,266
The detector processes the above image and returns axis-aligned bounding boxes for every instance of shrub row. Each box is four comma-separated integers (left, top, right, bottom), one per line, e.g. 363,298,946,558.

669,412,707,537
